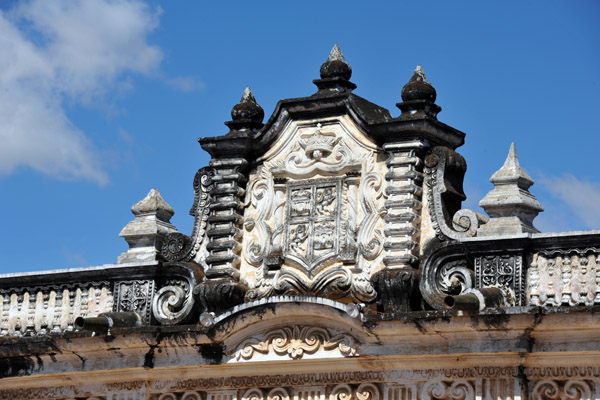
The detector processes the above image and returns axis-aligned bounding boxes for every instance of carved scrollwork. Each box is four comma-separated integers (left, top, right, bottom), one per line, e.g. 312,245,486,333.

241,389,264,400
152,280,194,325
157,394,178,400
233,325,360,361
532,380,592,400
330,384,353,400
357,172,383,261
181,392,203,400
425,147,487,241
329,383,380,400
160,168,212,262
420,381,474,400
420,248,475,310
355,383,380,400
267,388,290,400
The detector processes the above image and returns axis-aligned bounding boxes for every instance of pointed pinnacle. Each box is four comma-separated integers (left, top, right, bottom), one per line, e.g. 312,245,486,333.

328,43,346,62
499,143,526,174
410,65,428,82
240,86,256,103
491,142,534,187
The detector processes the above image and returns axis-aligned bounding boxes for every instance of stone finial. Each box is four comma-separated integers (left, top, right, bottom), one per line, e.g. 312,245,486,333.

313,43,356,93
225,86,264,133
477,143,544,236
397,65,440,119
401,65,437,103
118,189,178,264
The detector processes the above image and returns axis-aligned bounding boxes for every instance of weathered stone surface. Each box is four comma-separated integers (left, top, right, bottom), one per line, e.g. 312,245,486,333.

118,189,178,264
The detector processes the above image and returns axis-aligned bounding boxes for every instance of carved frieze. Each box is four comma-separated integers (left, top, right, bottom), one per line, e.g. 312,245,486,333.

528,248,600,306
0,367,539,400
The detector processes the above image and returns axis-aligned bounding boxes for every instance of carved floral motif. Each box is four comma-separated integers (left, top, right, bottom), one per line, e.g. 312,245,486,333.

233,325,360,360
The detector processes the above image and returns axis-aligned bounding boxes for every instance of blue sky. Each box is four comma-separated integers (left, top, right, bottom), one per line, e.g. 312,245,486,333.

1,1,599,273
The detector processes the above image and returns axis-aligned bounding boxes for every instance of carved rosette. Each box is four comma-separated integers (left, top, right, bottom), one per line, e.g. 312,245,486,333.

232,325,360,361
242,121,384,304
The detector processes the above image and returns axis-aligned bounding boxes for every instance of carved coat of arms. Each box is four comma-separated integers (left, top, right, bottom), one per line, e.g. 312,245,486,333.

285,179,342,275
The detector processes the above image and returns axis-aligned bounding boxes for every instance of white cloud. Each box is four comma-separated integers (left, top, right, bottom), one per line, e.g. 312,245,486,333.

0,0,163,184
539,174,600,229
166,76,205,92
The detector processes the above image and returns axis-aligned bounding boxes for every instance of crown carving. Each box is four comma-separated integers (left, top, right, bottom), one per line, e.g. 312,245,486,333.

299,123,340,160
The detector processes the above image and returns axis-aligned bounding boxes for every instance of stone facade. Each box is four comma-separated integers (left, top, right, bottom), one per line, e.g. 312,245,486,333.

1,45,599,399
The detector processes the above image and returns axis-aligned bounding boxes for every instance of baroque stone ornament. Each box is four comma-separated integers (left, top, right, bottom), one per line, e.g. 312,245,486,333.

231,325,360,361
119,188,178,264
243,119,382,304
